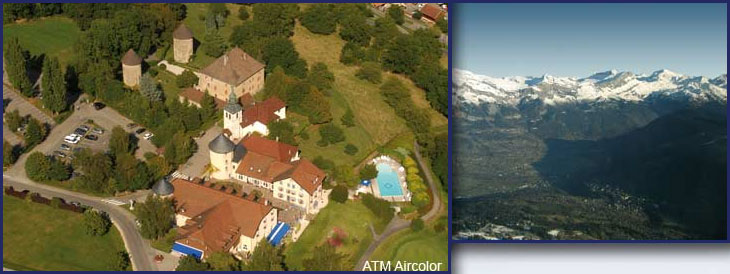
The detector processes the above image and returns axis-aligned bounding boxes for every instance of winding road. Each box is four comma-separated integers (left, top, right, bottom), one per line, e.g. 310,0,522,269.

353,140,444,270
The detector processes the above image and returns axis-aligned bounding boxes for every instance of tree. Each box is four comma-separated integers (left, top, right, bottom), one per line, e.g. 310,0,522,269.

307,62,334,93
301,4,336,35
3,139,17,167
359,163,378,180
300,88,332,124
341,108,355,127
83,210,111,236
355,62,382,84
139,73,163,102
199,90,217,121
302,244,346,271
339,15,371,47
164,132,196,166
361,193,395,222
237,7,249,21
109,251,130,271
263,37,308,78
202,31,227,57
5,110,23,132
410,218,425,231
331,185,348,203
4,37,33,96
387,5,405,25
333,165,357,188
207,251,239,271
412,61,448,116
412,11,423,20
24,118,45,148
175,70,199,88
317,123,345,146
251,3,299,37
436,18,448,33
73,149,114,194
242,239,286,271
382,34,421,75
109,126,133,156
25,152,50,181
176,256,210,271
313,156,334,171
344,143,358,155
267,120,296,145
135,194,175,240
41,57,68,113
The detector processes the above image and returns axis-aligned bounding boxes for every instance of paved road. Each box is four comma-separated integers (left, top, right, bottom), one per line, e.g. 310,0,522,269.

354,140,445,270
3,83,55,126
178,125,220,177
3,175,158,271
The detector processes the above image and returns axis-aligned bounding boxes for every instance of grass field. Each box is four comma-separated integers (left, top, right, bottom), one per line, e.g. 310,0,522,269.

2,195,129,271
291,21,446,167
3,16,81,68
283,200,385,270
369,226,448,270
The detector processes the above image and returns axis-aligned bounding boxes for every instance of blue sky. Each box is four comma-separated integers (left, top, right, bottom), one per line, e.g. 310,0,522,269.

455,3,727,77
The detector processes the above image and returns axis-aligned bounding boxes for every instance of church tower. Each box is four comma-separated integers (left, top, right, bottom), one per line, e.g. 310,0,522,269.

223,90,243,140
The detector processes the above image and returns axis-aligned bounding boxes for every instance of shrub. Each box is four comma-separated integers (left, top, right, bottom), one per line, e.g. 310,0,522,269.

344,143,358,155
238,7,249,20
359,163,377,180
176,70,199,88
318,123,345,146
50,197,63,208
412,11,423,20
83,210,111,236
356,62,382,84
361,193,394,224
109,251,130,271
331,185,348,203
410,219,424,231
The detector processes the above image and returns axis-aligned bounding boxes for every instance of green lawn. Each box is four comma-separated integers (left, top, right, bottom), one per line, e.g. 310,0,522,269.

369,226,448,271
3,16,81,68
2,195,129,271
284,200,384,270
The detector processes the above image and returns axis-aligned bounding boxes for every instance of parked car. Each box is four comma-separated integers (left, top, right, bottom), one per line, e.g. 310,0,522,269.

93,102,106,110
74,128,87,135
84,134,98,141
53,151,67,158
126,123,137,129
79,125,90,131
92,127,104,134
64,135,80,144
135,128,146,134
143,132,154,140
60,144,71,151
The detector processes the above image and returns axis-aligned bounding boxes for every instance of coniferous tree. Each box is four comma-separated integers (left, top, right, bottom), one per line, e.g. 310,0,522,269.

139,73,163,102
4,38,33,95
242,239,286,271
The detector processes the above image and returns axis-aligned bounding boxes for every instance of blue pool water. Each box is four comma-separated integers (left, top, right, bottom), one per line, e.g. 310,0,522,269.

376,163,404,197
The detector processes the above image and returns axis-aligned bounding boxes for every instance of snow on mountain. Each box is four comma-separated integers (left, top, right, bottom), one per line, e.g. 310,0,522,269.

454,69,728,106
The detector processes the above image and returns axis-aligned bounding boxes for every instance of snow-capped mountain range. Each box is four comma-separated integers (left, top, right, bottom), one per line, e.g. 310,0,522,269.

454,69,727,106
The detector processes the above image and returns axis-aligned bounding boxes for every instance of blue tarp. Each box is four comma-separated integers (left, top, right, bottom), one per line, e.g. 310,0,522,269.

172,242,203,259
267,222,290,246
360,180,371,186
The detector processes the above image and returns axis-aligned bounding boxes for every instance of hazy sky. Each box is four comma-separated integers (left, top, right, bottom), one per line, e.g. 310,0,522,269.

455,3,727,77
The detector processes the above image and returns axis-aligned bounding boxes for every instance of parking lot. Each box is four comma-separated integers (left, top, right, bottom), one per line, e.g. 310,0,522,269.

42,121,110,162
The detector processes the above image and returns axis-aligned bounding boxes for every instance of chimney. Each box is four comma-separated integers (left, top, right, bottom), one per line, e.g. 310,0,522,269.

261,198,268,206
224,55,228,66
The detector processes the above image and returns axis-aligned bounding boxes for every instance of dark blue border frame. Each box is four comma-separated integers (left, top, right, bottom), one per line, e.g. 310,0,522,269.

448,1,730,245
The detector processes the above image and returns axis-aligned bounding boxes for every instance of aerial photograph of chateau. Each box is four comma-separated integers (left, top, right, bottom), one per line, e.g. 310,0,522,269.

2,3,448,271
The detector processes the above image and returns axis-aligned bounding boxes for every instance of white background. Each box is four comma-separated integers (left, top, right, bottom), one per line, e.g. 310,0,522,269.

453,244,730,274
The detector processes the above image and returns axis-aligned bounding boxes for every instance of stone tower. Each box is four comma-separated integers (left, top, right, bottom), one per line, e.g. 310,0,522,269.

173,24,194,64
121,49,142,87
208,134,235,180
223,90,243,140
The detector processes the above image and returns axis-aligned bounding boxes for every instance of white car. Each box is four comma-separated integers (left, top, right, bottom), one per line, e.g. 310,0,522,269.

143,132,154,140
64,134,81,144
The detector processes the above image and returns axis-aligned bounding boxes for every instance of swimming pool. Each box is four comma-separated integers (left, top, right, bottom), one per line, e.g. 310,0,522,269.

376,163,404,197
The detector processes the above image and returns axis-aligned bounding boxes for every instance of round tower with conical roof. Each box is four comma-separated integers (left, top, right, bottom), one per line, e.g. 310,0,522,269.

173,24,194,63
121,49,143,87
151,176,174,197
209,134,235,180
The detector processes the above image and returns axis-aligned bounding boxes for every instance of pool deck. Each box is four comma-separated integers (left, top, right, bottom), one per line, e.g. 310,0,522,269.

369,155,411,202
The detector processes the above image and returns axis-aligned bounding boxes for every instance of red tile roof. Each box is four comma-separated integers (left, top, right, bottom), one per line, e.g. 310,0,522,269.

171,178,274,254
420,4,445,21
290,159,325,194
241,135,297,163
241,96,286,128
